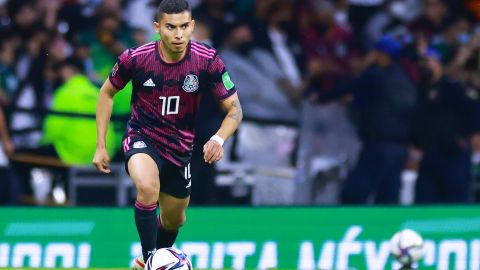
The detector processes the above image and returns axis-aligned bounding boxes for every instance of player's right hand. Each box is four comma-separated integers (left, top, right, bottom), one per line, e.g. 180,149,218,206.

92,148,111,173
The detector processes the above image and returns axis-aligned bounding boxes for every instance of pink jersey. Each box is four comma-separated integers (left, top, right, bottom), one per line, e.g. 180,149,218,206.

109,40,236,166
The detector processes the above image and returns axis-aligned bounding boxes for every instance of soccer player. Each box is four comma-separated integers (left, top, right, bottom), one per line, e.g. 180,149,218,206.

92,0,243,269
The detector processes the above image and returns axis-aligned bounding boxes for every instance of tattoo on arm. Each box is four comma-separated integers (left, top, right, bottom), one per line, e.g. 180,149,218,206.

227,99,243,124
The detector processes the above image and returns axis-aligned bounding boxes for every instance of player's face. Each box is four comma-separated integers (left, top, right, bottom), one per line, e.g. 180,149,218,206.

154,11,195,55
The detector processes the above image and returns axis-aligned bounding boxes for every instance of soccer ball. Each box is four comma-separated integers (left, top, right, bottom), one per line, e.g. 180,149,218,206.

390,229,424,266
144,247,192,270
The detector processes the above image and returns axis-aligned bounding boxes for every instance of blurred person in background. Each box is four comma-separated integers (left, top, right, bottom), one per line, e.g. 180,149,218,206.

79,11,135,155
10,29,66,151
347,0,384,48
190,16,213,46
126,0,159,41
42,57,116,165
409,0,453,40
220,20,299,122
340,36,417,204
413,49,479,204
262,0,304,100
6,0,39,43
242,0,274,50
301,0,361,100
293,0,362,200
81,12,133,80
192,0,235,48
92,0,242,267
363,0,423,49
443,17,479,81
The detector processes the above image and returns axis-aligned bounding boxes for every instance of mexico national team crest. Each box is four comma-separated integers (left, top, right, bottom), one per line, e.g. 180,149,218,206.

182,74,199,92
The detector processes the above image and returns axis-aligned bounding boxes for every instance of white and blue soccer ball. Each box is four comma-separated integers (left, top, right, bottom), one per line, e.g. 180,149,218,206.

144,247,192,270
390,228,425,266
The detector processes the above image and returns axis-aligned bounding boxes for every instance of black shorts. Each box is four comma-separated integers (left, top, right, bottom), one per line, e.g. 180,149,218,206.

123,136,191,198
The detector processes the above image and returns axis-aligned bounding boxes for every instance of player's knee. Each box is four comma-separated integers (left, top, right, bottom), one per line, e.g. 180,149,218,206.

162,215,186,230
135,180,159,202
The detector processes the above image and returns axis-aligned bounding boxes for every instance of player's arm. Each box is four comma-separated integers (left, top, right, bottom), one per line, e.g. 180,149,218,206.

203,92,243,164
92,79,120,173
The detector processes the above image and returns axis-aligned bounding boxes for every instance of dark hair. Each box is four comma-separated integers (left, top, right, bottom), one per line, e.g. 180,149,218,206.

53,57,85,74
155,0,191,22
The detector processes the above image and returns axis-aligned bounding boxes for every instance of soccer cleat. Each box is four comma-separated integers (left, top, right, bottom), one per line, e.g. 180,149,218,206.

132,256,145,270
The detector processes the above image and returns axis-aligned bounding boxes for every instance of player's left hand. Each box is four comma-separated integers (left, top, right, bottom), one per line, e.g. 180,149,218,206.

203,140,224,164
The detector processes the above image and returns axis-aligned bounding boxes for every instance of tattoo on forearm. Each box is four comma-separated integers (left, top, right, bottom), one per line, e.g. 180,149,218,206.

227,99,243,124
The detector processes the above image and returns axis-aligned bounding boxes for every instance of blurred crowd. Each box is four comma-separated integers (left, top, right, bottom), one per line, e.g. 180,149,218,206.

0,0,479,206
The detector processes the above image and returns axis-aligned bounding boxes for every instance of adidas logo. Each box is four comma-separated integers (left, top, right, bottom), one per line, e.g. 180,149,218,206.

143,78,156,87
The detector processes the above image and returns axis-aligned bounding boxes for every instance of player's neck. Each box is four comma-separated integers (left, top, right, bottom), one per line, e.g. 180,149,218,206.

159,41,187,63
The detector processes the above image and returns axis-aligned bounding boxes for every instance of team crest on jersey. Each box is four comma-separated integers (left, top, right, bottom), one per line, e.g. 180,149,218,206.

182,74,199,92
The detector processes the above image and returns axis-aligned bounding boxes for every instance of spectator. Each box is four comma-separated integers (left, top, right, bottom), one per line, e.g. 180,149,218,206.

42,58,116,165
193,0,236,48
413,49,478,203
220,21,299,122
409,0,452,39
341,36,417,204
191,16,214,46
263,0,304,93
363,0,423,49
6,0,39,43
301,0,361,102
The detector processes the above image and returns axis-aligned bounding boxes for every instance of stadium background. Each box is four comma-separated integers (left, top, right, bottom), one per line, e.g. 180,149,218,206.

0,0,480,269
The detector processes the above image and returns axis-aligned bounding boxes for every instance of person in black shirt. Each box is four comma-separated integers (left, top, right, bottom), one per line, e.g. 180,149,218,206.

413,49,478,203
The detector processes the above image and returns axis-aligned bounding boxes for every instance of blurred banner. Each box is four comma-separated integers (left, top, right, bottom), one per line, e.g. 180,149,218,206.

0,207,479,269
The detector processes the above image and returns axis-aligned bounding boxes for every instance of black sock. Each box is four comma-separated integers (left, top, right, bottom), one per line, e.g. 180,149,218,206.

156,219,179,248
134,201,158,262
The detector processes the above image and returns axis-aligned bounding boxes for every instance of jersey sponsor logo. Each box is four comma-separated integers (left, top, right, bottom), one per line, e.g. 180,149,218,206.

182,74,199,92
222,72,234,90
133,141,147,149
143,78,156,87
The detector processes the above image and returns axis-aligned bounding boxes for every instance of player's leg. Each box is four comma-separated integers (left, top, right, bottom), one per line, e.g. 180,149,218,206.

157,193,190,248
128,153,161,263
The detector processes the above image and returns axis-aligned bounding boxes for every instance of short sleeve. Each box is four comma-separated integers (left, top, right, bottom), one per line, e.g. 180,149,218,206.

109,49,134,90
207,54,237,100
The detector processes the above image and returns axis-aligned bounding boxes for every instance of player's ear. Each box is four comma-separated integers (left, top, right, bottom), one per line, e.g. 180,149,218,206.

153,21,161,34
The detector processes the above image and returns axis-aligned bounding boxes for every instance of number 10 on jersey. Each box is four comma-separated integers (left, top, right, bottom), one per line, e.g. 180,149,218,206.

159,96,179,115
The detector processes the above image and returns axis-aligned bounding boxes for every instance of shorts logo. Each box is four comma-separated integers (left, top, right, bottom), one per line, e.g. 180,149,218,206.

184,163,191,188
133,141,147,149
182,74,199,92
